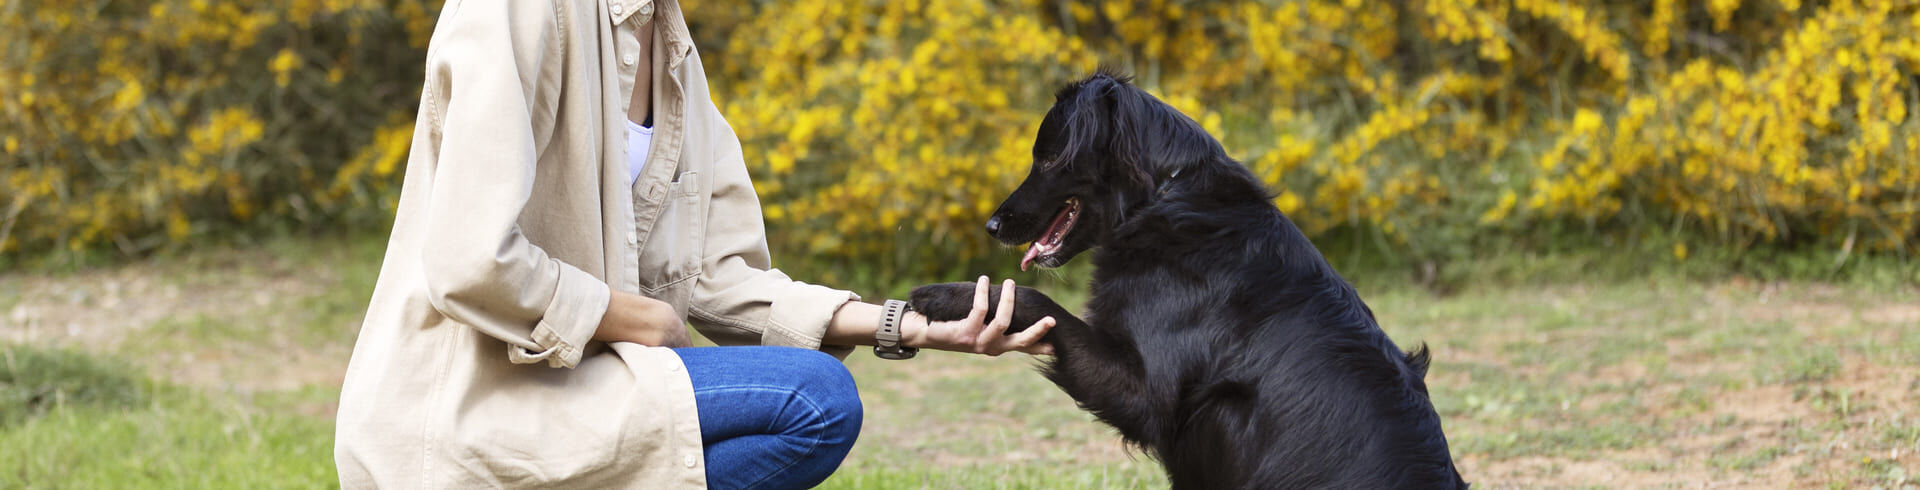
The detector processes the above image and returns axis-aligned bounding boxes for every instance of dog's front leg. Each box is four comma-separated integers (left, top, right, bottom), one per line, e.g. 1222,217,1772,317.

909,283,1159,445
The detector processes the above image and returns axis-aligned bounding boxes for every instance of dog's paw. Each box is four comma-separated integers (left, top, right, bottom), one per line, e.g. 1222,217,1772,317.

908,282,1065,334
908,282,982,322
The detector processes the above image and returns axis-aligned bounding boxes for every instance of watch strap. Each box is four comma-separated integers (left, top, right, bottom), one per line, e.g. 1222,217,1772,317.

874,299,919,360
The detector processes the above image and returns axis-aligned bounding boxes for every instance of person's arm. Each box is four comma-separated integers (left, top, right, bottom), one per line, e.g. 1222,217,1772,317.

415,0,609,368
677,108,861,350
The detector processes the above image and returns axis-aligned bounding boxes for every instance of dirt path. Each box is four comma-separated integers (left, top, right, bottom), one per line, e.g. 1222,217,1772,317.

2,244,369,393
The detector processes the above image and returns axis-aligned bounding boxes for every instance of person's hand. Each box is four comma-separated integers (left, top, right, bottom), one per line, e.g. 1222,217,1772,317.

906,277,1055,356
595,291,691,347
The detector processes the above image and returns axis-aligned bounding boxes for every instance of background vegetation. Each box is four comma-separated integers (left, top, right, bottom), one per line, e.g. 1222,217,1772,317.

4,0,1920,487
5,0,1917,288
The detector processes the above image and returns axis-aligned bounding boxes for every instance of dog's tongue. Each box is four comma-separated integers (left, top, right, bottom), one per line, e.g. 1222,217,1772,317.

1020,244,1042,271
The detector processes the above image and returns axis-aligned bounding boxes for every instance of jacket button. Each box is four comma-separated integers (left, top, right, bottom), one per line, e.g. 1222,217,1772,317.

639,2,653,16
681,454,697,468
627,231,639,245
623,53,636,66
611,3,623,16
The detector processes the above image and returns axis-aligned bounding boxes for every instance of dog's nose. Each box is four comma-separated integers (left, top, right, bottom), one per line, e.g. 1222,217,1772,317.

985,216,1003,236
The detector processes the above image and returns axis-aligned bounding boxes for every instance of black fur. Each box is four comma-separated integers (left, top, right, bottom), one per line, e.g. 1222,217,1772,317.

911,71,1468,489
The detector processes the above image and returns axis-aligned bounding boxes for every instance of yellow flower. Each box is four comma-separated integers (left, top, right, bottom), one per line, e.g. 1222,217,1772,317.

270,48,301,87
1276,191,1303,216
166,210,191,240
1481,190,1519,224
112,78,145,111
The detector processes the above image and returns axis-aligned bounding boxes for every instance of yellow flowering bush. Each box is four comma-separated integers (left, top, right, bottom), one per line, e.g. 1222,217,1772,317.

693,0,1918,283
1,0,435,257
6,0,1915,282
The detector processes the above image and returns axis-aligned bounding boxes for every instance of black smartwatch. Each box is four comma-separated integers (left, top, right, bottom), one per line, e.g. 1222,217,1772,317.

874,299,920,360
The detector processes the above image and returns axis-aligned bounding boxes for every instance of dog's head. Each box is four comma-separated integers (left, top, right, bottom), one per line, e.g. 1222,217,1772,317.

988,71,1226,270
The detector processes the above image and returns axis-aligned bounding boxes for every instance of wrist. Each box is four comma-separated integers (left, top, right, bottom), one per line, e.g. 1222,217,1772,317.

870,300,920,359
900,311,930,349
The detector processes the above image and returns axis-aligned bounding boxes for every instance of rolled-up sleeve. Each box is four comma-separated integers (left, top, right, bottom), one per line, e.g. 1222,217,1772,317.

417,0,608,368
686,137,858,351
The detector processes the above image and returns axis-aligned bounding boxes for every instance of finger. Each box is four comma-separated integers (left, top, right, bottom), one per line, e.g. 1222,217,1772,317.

978,279,1019,353
965,275,991,324
1022,342,1055,356
992,279,1017,329
1008,316,1056,355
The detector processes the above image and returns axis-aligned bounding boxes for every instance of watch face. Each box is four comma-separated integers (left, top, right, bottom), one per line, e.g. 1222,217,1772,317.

874,346,917,360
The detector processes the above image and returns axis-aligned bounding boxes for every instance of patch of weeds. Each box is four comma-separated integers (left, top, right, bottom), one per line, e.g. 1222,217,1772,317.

1711,444,1787,471
1625,458,1676,472
1454,386,1551,421
0,345,148,427
1588,393,1640,418
1880,422,1920,447
1582,334,1662,371
1783,347,1842,384
1532,306,1587,332
823,463,1166,489
137,313,272,354
1860,456,1916,486
1664,386,1714,418
1775,418,1825,447
1658,318,1706,341
1463,416,1665,459
1711,413,1740,429
1793,458,1819,479
1801,387,1862,420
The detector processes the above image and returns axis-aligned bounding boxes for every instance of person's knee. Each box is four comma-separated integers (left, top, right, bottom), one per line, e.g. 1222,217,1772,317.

789,350,862,443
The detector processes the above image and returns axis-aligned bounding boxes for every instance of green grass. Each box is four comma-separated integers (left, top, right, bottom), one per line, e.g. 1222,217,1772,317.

825,350,1169,487
1,346,148,427
0,345,335,488
820,464,1165,489
3,232,1919,487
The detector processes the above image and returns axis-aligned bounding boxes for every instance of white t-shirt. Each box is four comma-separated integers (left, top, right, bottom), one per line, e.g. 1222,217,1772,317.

626,119,654,184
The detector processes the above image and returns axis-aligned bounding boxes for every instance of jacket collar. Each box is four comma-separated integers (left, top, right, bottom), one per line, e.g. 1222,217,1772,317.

609,0,694,68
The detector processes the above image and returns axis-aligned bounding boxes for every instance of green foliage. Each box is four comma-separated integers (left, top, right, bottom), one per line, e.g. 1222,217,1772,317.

6,0,1917,292
2,0,433,261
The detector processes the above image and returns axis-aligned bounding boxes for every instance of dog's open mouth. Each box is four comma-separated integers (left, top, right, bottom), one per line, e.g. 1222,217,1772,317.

1020,198,1080,271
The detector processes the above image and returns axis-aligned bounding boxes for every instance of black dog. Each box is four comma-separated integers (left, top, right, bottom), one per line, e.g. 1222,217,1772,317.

911,71,1467,489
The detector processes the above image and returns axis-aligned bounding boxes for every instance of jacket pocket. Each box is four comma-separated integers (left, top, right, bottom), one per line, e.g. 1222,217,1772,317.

638,170,704,292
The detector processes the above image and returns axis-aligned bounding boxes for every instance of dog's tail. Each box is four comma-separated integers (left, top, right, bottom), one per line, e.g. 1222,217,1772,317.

1405,343,1432,381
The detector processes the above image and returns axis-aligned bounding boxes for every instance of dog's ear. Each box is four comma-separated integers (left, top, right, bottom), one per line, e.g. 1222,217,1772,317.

1058,71,1224,195
1089,73,1224,195
1055,73,1153,188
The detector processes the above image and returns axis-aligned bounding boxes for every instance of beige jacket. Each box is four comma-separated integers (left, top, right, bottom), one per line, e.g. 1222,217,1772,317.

332,0,858,487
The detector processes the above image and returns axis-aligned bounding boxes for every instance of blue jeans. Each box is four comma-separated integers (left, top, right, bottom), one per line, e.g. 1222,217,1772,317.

674,346,863,490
